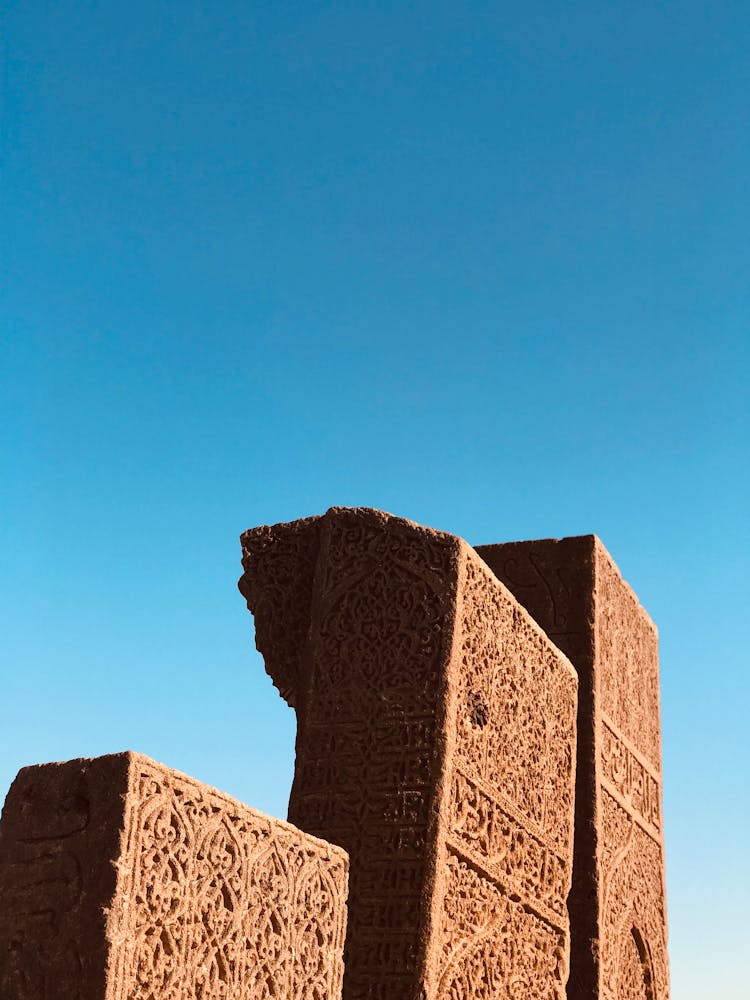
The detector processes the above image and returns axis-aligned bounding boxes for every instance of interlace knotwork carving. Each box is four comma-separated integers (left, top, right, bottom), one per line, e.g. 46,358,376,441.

108,758,348,1000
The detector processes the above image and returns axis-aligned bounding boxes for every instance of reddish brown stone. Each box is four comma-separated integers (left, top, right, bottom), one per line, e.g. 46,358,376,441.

240,506,578,1000
0,752,348,1000
475,535,669,1000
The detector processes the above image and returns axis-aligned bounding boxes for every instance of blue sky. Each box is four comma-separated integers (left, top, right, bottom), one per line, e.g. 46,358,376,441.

2,2,748,995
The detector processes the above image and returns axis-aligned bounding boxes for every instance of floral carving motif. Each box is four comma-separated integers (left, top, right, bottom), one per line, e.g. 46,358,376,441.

108,759,348,1000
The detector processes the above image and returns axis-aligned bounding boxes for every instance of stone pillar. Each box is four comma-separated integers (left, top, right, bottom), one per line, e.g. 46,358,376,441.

240,506,578,1000
475,535,669,1000
0,752,348,1000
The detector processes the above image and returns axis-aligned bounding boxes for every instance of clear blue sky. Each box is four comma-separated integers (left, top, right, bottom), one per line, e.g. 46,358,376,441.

2,2,748,995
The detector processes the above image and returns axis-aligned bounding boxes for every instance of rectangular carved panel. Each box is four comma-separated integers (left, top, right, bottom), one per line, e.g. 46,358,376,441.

476,535,669,1000
240,507,578,1000
0,752,348,1000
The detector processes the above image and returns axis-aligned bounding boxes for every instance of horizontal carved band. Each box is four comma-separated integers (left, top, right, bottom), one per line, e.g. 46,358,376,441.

448,768,569,926
601,717,661,835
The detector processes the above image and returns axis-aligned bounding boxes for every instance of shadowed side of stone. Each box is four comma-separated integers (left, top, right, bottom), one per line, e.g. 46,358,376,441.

0,755,129,999
241,506,579,1000
0,752,349,1000
475,536,600,1000
239,514,323,709
476,535,669,1000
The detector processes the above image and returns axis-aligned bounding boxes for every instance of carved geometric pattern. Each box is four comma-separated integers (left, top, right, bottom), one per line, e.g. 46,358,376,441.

0,752,348,1000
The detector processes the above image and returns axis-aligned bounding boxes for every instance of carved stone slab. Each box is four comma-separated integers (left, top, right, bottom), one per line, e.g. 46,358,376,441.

0,752,348,1000
475,535,669,1000
240,506,578,1000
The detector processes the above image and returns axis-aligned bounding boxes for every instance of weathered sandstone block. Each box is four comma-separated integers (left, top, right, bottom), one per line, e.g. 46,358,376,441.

0,752,348,1000
475,535,669,1000
240,507,578,1000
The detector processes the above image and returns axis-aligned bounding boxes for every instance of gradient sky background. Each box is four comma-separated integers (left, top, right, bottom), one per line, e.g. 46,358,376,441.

2,2,748,995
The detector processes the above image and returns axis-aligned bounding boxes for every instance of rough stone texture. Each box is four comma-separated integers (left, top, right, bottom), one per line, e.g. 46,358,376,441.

0,752,348,1000
475,535,669,1000
240,506,578,1000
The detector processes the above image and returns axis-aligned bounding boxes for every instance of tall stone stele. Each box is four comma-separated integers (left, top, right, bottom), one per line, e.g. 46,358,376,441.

239,506,579,1000
475,535,669,1000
